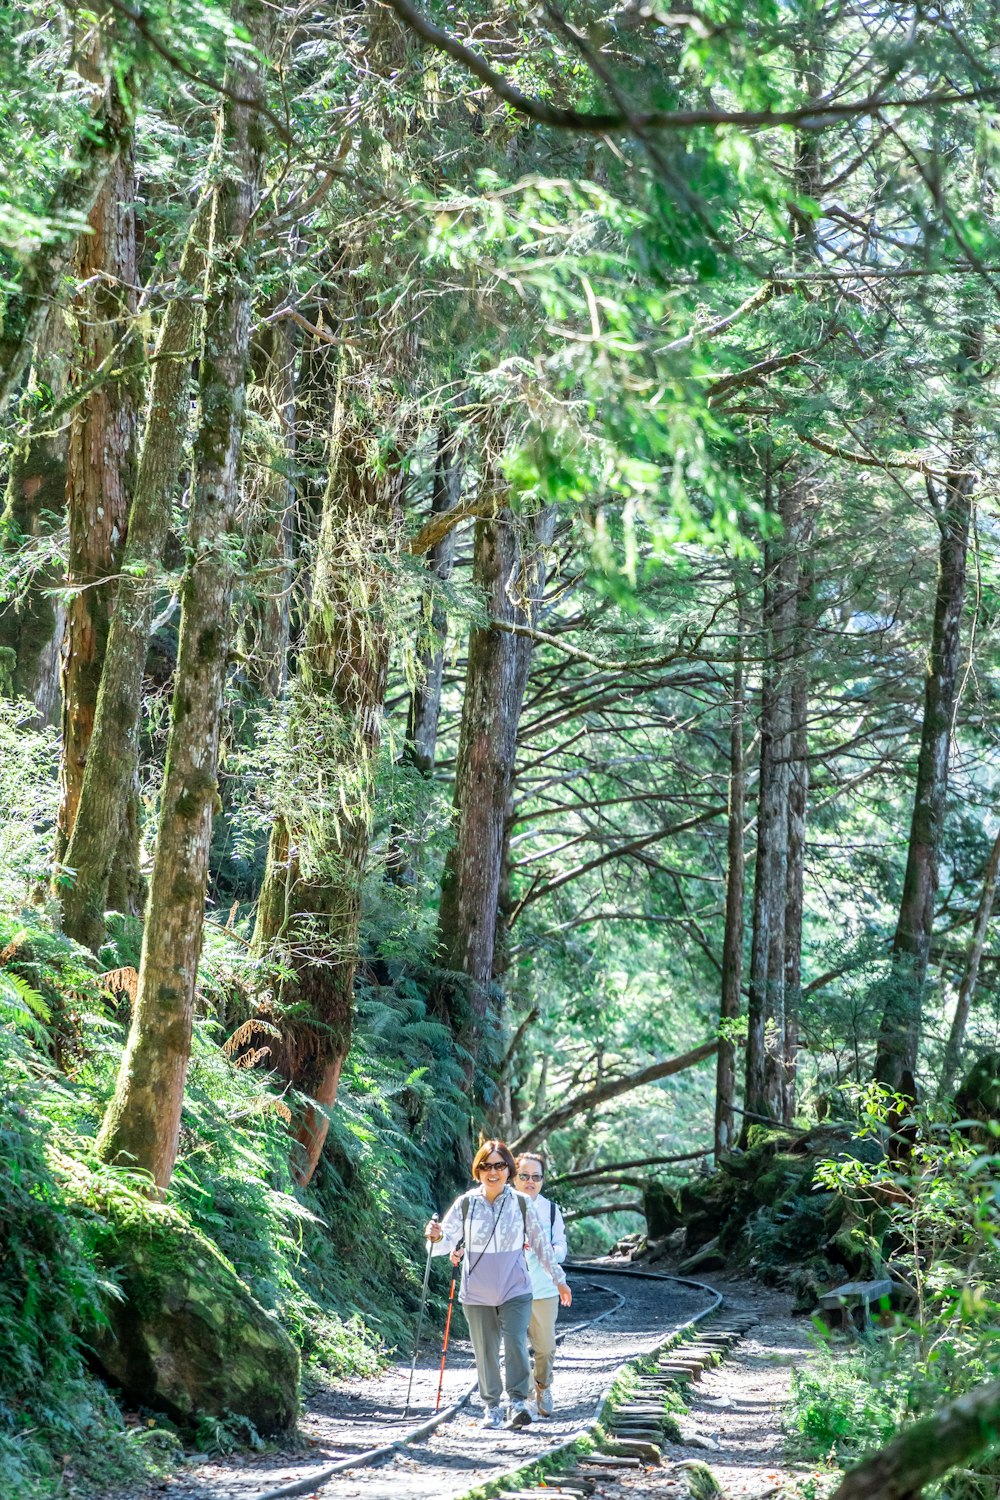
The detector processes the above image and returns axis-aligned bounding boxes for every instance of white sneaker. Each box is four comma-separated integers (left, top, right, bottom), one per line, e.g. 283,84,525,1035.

482,1403,505,1429
536,1387,554,1417
507,1398,533,1429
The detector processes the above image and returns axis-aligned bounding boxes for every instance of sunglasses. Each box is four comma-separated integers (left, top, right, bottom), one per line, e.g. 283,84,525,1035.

516,1172,542,1182
481,1159,508,1170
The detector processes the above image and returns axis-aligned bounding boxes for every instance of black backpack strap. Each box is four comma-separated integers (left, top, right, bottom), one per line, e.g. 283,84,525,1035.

550,1199,556,1231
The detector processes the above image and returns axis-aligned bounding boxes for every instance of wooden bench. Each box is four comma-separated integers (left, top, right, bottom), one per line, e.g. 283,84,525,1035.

818,1278,893,1331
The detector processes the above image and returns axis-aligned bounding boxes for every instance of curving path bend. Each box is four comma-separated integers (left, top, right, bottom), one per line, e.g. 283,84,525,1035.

140,1269,715,1500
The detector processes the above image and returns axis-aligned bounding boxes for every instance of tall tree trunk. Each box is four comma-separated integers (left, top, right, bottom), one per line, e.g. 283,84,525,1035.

0,318,71,723
59,198,211,952
252,398,403,1187
782,501,813,1124
96,15,268,1188
409,427,461,775
783,641,808,1124
715,623,745,1160
939,823,1000,1099
55,141,141,871
744,472,797,1137
385,424,460,886
875,317,984,1090
777,99,820,1125
435,486,554,1082
238,317,297,699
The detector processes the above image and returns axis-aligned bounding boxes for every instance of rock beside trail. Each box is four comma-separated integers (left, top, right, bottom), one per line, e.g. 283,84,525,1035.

90,1200,299,1434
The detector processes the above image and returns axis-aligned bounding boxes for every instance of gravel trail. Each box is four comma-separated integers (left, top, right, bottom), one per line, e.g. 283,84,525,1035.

137,1270,712,1500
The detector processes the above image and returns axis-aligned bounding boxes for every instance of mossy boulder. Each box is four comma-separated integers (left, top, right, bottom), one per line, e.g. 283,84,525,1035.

90,1200,299,1434
644,1182,682,1238
955,1052,1000,1134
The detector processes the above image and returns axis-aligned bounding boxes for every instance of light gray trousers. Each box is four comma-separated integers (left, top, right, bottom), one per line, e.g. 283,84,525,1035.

462,1293,533,1404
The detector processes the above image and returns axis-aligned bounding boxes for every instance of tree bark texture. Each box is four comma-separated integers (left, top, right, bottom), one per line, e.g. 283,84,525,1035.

59,198,211,952
96,20,267,1188
876,318,984,1090
715,639,745,1160
0,317,71,724
435,493,555,1076
744,474,799,1136
56,142,141,862
252,401,403,1187
939,823,1000,1098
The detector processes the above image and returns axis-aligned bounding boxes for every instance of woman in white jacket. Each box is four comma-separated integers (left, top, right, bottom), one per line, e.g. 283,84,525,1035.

425,1140,571,1429
515,1152,568,1417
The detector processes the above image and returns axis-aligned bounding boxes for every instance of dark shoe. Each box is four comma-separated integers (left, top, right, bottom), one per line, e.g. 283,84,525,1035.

507,1399,533,1429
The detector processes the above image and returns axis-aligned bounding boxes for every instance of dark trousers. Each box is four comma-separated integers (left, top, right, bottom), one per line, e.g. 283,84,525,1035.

462,1294,533,1404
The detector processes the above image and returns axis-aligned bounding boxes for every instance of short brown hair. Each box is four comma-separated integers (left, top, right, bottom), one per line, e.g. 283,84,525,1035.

471,1140,516,1180
515,1152,546,1175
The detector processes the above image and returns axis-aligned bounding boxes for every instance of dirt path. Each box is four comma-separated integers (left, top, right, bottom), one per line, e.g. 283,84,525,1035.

122,1272,712,1500
602,1277,828,1499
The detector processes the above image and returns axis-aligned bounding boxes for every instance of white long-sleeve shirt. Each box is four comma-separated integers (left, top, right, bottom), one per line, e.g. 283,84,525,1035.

432,1185,565,1306
525,1193,568,1299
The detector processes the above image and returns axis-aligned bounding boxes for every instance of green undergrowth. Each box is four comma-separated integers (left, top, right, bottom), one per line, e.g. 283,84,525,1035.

0,907,469,1498
786,1087,1000,1499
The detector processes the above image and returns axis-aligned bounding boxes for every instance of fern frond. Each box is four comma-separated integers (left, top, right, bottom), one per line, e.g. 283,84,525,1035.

0,970,51,1042
223,1018,282,1056
101,966,139,1003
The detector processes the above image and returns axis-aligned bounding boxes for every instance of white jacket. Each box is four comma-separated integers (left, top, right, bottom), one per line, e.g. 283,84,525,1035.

432,1185,564,1306
525,1193,568,1299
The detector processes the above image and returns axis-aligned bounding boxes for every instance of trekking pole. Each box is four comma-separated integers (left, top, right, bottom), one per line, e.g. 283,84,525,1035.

404,1214,438,1417
434,1270,458,1411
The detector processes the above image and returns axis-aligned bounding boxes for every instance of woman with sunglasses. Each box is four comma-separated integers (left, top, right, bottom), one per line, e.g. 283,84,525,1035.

425,1139,572,1430
514,1152,567,1417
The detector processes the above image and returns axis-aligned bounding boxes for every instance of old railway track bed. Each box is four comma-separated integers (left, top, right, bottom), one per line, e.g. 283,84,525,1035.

125,1265,721,1500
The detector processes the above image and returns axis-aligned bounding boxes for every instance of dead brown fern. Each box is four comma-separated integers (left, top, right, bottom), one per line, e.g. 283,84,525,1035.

223,1017,281,1057
0,932,26,964
101,966,140,1003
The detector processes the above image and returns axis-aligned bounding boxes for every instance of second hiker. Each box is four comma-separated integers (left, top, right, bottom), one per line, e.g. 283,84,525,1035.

425,1139,572,1430
514,1151,568,1417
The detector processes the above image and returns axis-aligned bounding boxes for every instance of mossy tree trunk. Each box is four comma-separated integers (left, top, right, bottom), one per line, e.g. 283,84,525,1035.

0,315,72,723
435,483,555,1086
96,14,268,1188
875,314,984,1090
252,399,403,1187
56,141,141,874
59,198,211,952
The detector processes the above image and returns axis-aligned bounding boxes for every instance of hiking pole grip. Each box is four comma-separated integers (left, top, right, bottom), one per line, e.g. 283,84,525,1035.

404,1214,439,1417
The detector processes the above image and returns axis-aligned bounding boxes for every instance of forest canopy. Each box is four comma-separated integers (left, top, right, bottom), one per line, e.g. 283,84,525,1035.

5,0,1000,1494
